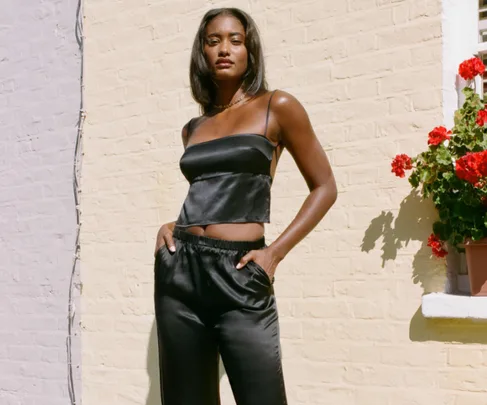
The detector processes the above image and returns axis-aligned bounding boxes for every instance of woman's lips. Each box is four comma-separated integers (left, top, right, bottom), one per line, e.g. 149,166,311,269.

216,63,233,69
216,60,233,69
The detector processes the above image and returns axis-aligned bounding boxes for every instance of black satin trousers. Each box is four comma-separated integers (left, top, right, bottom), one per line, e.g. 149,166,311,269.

154,228,287,405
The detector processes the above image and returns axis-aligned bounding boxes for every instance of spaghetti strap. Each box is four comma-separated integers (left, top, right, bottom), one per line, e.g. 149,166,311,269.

184,118,196,149
187,118,194,135
264,90,277,137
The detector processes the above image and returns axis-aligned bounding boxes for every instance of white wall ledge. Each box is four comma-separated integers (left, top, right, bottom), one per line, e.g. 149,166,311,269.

422,293,487,320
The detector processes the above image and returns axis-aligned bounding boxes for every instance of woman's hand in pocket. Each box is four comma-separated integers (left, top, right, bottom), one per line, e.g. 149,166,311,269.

236,246,281,280
154,221,176,257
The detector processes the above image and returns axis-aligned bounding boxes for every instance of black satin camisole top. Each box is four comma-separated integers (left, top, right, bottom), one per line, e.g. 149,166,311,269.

176,91,278,227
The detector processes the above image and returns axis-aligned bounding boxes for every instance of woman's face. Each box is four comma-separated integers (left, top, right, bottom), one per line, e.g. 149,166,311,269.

203,14,248,82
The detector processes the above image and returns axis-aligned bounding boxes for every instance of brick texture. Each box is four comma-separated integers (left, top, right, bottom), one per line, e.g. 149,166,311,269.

0,0,81,404
82,0,487,404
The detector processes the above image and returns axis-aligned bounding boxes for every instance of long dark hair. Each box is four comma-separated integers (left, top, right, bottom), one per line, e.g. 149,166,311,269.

190,8,268,114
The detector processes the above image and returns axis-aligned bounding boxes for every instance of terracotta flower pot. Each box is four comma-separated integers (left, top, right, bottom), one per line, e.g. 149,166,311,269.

464,238,487,296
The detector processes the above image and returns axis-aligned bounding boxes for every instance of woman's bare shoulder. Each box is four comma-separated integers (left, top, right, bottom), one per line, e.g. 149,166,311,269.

270,90,302,111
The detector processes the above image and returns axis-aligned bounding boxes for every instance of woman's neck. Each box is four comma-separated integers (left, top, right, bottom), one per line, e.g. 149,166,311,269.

213,81,245,107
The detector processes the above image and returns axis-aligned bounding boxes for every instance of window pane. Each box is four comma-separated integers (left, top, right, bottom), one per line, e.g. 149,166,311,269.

480,1,487,42
482,53,487,98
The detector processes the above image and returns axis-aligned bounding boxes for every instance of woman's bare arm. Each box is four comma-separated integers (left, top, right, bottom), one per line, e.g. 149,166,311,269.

237,91,337,274
269,90,337,259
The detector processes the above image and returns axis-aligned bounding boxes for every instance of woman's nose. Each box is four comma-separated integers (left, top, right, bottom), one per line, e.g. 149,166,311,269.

218,40,230,56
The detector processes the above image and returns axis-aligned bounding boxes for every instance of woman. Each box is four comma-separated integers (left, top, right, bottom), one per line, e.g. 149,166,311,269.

154,7,337,405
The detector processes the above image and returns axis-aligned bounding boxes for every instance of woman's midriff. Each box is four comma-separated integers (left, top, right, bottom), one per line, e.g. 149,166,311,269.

182,223,265,242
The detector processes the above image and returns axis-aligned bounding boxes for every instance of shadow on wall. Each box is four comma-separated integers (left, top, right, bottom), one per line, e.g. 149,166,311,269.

361,189,487,344
146,321,161,405
361,190,444,292
145,319,228,405
409,308,487,344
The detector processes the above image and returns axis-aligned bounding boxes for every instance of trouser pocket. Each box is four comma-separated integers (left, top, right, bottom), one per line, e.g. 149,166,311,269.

154,244,177,288
248,260,274,285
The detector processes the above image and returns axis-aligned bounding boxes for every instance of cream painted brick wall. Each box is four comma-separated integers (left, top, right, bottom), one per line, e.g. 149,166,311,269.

82,0,487,404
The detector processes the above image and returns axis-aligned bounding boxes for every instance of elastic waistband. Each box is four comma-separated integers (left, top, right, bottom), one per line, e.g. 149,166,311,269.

173,228,265,251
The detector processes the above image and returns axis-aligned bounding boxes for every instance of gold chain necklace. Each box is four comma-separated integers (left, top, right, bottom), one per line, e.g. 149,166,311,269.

213,93,247,110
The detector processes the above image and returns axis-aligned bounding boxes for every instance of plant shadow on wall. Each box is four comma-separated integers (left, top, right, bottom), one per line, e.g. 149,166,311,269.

145,319,228,405
361,189,444,293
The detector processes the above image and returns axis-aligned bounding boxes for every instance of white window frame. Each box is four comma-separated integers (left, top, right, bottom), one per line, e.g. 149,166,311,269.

442,1,479,291
442,0,478,128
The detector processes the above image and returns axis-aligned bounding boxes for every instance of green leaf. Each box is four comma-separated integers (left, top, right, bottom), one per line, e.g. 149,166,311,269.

479,134,487,150
471,228,484,240
408,172,420,188
420,168,432,183
435,148,452,165
438,208,449,220
433,221,452,241
453,233,464,246
452,202,472,220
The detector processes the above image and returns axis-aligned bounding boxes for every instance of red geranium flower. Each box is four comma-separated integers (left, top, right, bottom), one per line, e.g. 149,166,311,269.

455,151,487,187
428,126,451,146
427,234,448,258
458,57,485,80
477,109,487,126
391,154,412,178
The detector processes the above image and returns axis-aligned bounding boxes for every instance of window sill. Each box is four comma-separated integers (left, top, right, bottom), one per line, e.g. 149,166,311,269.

421,293,487,320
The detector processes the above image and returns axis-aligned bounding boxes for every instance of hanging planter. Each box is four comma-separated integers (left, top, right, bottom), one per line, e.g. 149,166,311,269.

391,57,487,296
